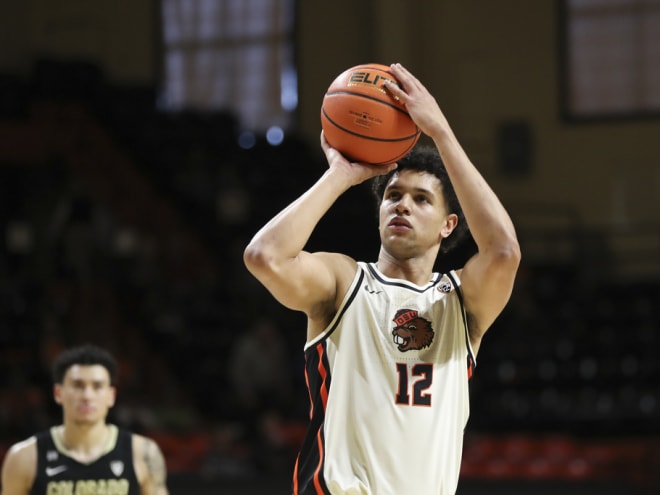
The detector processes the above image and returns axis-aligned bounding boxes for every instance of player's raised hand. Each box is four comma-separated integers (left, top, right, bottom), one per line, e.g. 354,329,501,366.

385,63,449,138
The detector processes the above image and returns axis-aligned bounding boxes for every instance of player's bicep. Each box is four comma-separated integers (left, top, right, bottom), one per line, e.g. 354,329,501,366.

251,250,340,314
458,249,519,341
1,439,36,495
134,436,169,495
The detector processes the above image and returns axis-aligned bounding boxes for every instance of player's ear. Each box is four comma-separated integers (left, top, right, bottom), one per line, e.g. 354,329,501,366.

53,383,63,405
440,213,458,239
108,386,117,408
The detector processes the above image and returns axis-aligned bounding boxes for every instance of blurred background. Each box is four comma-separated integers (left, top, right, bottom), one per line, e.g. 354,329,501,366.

0,1,659,494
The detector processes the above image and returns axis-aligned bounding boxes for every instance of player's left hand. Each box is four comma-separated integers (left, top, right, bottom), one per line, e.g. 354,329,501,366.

384,63,448,138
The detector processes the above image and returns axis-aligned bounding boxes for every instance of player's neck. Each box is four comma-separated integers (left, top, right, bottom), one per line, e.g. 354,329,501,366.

56,422,113,462
376,254,435,286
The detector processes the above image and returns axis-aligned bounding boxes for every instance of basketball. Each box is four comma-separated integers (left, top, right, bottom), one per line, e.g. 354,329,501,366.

321,63,421,165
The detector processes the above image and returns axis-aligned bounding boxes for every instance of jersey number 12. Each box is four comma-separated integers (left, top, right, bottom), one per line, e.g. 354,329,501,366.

395,362,433,406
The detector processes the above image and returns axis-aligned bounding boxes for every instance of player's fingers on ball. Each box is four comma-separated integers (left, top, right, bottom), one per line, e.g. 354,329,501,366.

394,64,422,90
384,80,403,97
391,63,410,79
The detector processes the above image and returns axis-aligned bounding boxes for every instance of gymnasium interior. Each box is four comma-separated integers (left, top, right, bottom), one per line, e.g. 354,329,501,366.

1,1,658,494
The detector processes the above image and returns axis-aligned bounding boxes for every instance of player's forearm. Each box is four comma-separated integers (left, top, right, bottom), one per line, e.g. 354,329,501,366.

432,127,519,254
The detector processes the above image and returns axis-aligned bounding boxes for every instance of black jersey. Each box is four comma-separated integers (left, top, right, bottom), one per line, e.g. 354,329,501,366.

30,425,140,495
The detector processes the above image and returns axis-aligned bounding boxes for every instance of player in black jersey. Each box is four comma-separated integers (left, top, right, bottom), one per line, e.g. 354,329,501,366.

1,344,169,495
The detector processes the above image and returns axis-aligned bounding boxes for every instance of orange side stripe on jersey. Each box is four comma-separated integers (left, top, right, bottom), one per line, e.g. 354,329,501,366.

316,343,329,409
304,364,314,419
293,456,300,494
313,428,325,494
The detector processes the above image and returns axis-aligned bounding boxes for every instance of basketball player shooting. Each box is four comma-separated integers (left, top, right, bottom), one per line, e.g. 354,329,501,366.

244,63,521,495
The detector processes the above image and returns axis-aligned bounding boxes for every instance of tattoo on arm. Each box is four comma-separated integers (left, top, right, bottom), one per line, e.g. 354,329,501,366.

143,439,168,494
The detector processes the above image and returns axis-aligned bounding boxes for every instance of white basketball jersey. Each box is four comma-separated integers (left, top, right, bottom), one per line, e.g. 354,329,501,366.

293,262,475,495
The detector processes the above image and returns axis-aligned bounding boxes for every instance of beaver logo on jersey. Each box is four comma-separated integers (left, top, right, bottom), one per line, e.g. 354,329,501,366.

391,309,434,351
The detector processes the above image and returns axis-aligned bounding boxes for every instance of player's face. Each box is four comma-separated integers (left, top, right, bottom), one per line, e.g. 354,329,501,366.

378,170,456,257
55,365,116,425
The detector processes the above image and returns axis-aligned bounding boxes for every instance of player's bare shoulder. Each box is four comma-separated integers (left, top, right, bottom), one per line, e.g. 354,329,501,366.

307,252,359,337
131,433,169,495
316,252,358,278
312,252,358,305
1,436,37,494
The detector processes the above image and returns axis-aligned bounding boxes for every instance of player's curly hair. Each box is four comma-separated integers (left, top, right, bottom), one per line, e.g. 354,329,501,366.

370,145,469,254
52,344,118,386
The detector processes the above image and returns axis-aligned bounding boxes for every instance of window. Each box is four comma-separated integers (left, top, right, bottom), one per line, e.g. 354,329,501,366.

160,0,297,132
560,0,660,120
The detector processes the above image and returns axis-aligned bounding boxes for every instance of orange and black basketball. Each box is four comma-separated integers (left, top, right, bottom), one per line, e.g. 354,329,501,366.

321,63,421,165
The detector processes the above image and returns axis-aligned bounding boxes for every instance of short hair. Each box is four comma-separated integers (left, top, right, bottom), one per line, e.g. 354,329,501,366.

370,145,469,254
52,344,118,386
